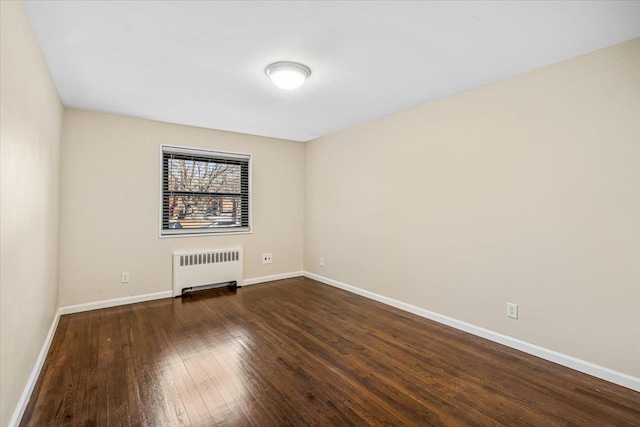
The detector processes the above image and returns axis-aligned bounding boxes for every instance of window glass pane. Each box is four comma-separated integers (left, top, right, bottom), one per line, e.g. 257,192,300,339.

166,195,244,229
166,159,242,194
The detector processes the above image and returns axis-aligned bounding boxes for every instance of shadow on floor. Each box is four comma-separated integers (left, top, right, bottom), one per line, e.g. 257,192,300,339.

177,285,238,303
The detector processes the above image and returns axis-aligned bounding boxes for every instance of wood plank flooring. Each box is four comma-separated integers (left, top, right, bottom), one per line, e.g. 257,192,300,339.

21,277,640,426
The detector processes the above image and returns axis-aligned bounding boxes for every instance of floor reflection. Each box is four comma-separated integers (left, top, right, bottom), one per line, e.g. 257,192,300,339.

153,293,250,425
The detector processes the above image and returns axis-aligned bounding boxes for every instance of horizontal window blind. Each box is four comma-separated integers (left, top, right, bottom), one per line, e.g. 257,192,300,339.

161,146,250,235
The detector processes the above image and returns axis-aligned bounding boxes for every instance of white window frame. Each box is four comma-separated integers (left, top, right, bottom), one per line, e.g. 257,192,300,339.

159,144,252,237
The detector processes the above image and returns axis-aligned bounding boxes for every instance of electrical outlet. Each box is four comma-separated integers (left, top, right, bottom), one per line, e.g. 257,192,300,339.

507,302,518,319
121,272,130,283
262,253,272,264
320,257,324,267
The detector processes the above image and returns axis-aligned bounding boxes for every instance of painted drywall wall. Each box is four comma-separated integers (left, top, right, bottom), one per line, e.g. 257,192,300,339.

304,38,640,377
0,1,64,425
59,109,303,306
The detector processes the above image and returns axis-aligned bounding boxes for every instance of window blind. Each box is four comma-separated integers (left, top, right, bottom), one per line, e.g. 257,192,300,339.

161,145,250,235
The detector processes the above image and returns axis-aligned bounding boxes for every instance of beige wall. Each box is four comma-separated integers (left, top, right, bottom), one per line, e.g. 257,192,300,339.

0,2,64,425
59,110,304,306
304,39,640,377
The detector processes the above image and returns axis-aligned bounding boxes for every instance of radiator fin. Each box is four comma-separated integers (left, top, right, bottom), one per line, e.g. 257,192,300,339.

178,250,240,267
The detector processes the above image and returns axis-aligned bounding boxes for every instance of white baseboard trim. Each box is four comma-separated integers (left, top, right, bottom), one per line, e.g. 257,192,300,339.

9,308,62,427
57,273,307,315
242,271,303,286
59,291,173,315
303,271,640,392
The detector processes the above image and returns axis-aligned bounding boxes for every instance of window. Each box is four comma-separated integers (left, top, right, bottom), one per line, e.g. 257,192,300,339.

161,145,250,236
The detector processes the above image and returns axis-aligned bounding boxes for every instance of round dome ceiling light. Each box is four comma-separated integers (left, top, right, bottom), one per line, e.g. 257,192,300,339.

265,61,311,90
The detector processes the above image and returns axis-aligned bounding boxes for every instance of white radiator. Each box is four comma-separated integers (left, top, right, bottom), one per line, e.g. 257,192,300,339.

172,248,243,297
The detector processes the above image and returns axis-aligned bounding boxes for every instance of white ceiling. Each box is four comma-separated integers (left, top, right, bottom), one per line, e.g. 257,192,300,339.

23,1,640,142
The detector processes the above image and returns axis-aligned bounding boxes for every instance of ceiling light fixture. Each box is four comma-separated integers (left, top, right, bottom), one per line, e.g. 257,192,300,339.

265,61,311,90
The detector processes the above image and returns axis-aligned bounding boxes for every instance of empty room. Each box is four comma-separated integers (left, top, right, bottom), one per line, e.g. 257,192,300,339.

1,0,639,426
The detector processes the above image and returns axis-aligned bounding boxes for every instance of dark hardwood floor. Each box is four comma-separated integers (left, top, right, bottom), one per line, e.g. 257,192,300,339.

21,277,640,426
